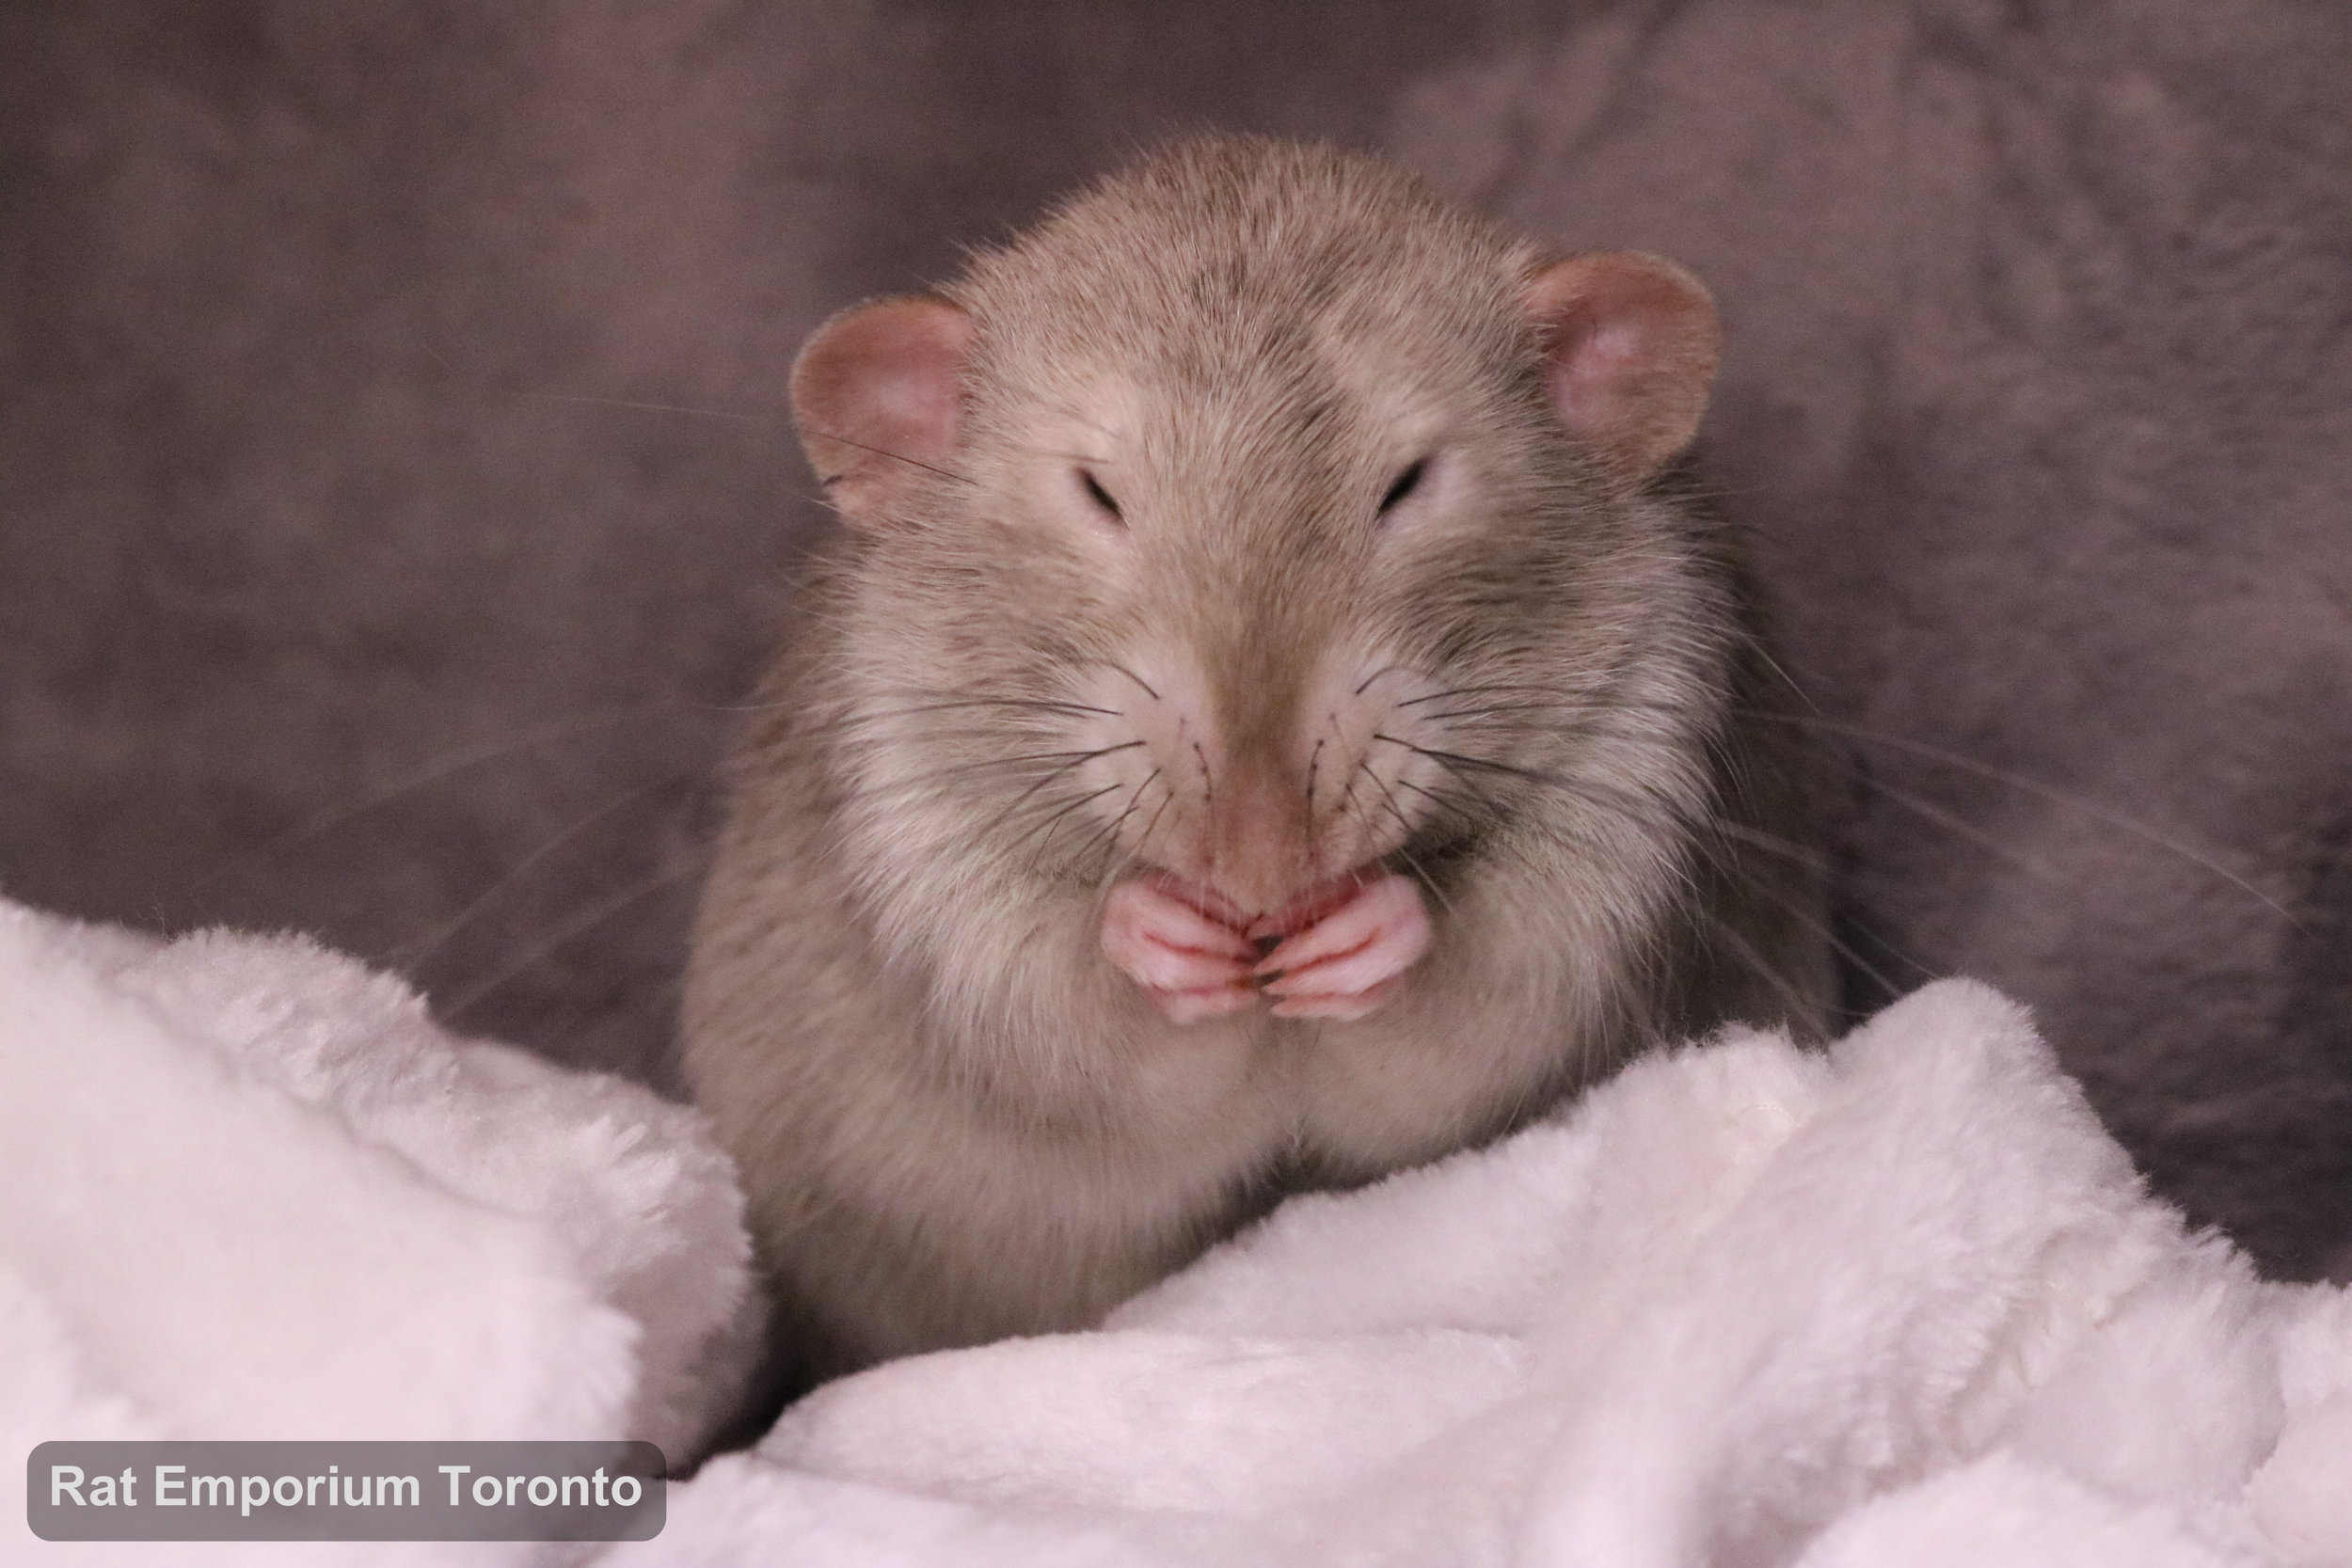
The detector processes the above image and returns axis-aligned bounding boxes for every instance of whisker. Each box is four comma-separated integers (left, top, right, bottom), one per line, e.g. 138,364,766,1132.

1755,711,2295,926
1381,735,1692,833
1397,681,1593,708
1387,693,2288,929
1858,777,2074,887
1070,768,1163,866
998,783,1125,861
1671,818,1920,1008
1695,906,1826,1036
1413,701,1635,723
520,390,768,424
191,706,670,894
1355,766,1459,921
386,771,691,971
1131,779,1179,873
732,692,1123,721
972,752,1132,841
1693,816,1832,877
435,863,696,1026
1105,664,1162,701
1742,640,1825,718
803,426,977,486
1373,736,1549,783
1391,776,1479,830
838,744,1143,815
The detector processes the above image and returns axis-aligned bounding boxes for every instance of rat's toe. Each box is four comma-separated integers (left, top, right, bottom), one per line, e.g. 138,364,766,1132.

1256,873,1431,1017
1103,877,1259,1022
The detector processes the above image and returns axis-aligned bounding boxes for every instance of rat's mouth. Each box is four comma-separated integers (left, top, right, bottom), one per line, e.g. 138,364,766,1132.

1137,865,1386,944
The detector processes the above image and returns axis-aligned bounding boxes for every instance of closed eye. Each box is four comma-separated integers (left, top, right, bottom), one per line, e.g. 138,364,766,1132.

1378,459,1427,515
1079,469,1123,521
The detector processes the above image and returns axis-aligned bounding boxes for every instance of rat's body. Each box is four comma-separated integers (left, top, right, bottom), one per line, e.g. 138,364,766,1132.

683,137,1831,1384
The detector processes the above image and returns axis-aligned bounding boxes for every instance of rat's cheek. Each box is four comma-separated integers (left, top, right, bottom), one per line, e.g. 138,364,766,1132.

1255,873,1433,1018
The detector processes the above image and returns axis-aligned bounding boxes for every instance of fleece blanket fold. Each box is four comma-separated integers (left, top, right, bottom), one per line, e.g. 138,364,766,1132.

0,899,758,1566
2,897,2345,1567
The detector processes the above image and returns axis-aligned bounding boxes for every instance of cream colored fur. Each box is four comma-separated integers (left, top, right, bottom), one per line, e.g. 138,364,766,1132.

682,137,1830,1382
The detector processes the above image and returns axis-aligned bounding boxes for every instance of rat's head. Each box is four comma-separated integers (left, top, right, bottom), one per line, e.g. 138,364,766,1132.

791,139,1725,1004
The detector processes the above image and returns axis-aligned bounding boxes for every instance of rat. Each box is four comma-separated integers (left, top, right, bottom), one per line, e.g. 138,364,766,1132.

681,135,1833,1393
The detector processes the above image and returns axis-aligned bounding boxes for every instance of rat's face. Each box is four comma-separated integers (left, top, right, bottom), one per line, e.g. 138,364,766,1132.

953,293,1578,904
790,149,1719,1022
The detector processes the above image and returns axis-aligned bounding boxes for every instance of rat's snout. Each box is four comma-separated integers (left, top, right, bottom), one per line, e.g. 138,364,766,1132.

1194,747,1329,916
1076,628,1449,1027
1091,677,1328,916
1075,637,1433,923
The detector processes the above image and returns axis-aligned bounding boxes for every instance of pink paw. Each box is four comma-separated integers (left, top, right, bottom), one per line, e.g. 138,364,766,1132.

1254,872,1432,1021
1101,877,1259,1023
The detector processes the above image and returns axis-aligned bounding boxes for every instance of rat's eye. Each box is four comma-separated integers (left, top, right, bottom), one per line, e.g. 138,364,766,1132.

1377,458,1427,516
1077,469,1123,523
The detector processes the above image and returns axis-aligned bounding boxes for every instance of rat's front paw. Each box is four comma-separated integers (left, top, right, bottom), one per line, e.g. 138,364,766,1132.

1101,877,1260,1022
1254,872,1432,1021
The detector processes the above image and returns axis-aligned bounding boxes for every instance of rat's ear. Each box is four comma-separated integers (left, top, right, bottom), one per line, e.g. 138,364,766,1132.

1523,252,1720,479
790,293,974,527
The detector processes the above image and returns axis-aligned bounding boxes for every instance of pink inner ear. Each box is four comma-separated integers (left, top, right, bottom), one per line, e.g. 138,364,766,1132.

1524,252,1719,477
792,295,973,506
846,305,968,465
1545,309,1650,445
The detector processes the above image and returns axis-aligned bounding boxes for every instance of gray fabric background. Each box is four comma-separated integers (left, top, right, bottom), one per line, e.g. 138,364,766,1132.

5,0,2348,1276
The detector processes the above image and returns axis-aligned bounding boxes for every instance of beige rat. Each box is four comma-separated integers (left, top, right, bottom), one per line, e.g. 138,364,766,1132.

683,136,1831,1390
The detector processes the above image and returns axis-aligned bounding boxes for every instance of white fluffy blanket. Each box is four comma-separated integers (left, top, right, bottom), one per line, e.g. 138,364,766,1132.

2,897,2345,1567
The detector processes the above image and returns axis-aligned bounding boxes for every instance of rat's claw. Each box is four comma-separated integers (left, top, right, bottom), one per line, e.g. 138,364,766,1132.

1256,872,1431,1021
1102,878,1260,1022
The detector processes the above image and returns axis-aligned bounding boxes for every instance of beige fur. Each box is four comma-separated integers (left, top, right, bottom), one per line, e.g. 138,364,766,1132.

682,136,1831,1391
